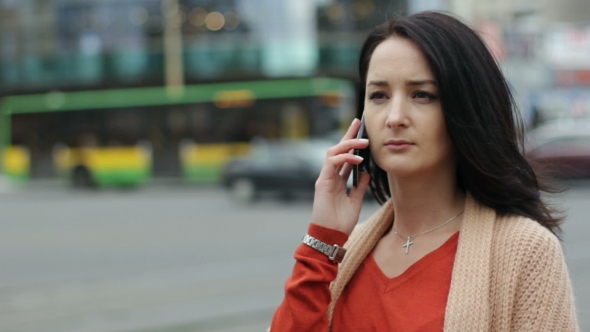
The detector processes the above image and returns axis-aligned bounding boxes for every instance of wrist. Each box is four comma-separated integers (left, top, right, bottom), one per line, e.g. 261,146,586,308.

302,234,347,263
308,223,349,246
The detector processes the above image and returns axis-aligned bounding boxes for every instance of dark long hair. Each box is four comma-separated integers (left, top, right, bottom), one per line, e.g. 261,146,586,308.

358,11,564,236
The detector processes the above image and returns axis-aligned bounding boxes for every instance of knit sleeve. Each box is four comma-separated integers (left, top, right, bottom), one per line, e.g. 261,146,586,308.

511,229,579,331
269,223,348,332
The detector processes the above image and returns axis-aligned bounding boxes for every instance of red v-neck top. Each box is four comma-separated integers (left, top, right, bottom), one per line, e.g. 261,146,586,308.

332,231,459,331
270,224,459,332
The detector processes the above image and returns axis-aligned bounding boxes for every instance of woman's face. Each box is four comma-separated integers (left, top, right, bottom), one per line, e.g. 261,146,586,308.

364,36,455,178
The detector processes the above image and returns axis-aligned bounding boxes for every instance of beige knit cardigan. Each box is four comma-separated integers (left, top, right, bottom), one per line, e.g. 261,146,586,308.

326,194,579,331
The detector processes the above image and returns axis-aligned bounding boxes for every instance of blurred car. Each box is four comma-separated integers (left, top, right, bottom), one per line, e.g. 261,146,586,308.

221,139,359,202
526,119,590,178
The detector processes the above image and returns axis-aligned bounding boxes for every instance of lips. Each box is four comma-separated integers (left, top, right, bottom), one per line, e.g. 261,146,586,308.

385,139,414,151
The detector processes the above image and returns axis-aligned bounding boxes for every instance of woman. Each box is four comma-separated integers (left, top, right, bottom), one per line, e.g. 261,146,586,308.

270,11,578,331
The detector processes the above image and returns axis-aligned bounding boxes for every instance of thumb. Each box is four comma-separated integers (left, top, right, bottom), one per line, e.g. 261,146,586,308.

350,172,371,202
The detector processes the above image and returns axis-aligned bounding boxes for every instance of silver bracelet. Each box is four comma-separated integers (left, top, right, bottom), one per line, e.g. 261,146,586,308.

302,234,346,263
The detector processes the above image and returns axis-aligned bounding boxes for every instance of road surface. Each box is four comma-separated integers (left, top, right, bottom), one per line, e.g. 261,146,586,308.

0,180,588,331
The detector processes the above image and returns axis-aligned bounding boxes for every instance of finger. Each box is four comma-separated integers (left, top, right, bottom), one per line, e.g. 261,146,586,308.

349,172,371,201
339,161,353,179
340,118,361,142
338,150,354,178
326,138,369,158
318,154,364,182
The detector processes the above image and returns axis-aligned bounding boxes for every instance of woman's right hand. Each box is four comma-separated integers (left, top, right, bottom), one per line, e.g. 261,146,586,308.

311,118,371,236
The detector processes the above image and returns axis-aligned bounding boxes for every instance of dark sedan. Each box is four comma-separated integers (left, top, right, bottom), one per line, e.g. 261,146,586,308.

526,119,590,178
221,139,340,202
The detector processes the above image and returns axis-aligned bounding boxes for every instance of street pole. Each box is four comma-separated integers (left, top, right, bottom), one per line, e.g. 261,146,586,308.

0,104,9,176
161,0,185,99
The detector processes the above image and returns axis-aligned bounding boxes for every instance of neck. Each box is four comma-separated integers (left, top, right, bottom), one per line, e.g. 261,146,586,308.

387,168,465,236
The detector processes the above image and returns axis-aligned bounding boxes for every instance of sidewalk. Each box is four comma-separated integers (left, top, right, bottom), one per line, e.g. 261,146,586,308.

0,175,18,193
0,177,224,194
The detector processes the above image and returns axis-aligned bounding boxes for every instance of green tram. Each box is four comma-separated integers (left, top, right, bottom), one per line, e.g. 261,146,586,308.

0,77,355,186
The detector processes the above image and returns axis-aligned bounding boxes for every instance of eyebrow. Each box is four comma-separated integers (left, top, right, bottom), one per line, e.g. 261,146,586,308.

366,80,389,87
407,79,437,86
366,79,437,87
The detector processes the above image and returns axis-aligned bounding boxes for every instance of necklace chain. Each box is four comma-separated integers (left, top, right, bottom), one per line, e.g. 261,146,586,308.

393,210,464,254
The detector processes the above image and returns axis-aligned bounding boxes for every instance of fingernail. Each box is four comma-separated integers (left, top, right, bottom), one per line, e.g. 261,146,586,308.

354,155,364,160
350,118,359,126
358,138,369,143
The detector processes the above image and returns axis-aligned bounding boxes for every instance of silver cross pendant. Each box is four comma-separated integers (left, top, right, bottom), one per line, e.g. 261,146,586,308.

403,236,414,254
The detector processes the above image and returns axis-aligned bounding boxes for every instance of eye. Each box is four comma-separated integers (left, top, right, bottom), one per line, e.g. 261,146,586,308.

368,91,388,101
412,91,437,103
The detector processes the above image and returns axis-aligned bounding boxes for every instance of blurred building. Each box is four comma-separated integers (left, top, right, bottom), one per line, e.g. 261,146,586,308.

402,0,589,126
4,0,410,181
1,0,587,182
1,0,588,94
454,0,590,87
0,0,406,96
0,0,252,94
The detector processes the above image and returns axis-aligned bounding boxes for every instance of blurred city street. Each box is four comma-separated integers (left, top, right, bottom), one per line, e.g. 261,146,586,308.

1,0,589,331
0,181,589,332
0,181,377,332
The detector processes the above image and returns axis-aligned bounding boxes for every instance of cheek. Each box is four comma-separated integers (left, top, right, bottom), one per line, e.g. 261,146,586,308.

417,113,454,156
429,120,455,158
424,111,449,141
368,143,389,171
364,123,385,166
363,113,381,140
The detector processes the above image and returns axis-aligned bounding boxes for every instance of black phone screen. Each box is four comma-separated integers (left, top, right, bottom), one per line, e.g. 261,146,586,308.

353,115,367,187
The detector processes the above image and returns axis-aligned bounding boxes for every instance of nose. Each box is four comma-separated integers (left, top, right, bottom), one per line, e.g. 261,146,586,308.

385,97,410,128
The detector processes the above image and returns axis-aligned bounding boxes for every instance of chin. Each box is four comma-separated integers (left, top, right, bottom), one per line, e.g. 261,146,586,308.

376,162,419,178
374,155,417,174
384,168,420,178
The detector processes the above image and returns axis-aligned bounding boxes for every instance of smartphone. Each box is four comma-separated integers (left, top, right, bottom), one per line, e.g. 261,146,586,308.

352,114,368,187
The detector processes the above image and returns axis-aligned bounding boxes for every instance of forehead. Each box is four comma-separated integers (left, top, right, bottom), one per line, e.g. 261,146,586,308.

367,37,434,81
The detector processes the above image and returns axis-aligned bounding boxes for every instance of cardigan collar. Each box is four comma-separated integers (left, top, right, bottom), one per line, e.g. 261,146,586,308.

328,193,497,330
